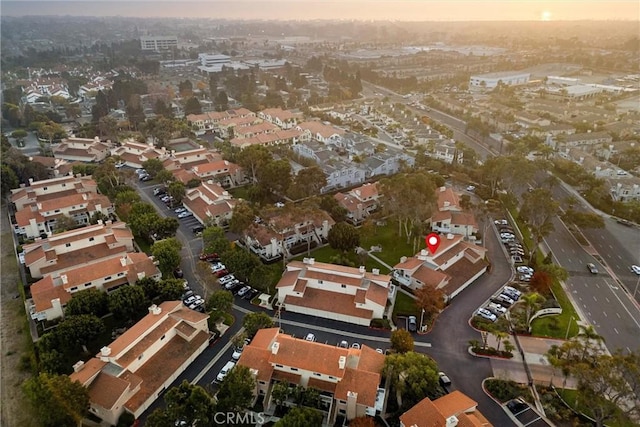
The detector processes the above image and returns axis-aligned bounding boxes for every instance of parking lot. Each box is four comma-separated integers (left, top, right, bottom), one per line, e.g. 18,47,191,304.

505,399,553,427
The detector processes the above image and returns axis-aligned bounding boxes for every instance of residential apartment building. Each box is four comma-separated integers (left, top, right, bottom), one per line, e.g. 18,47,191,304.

296,121,346,144
187,108,256,135
70,301,209,425
258,108,301,129
52,137,111,162
162,147,246,188
238,328,385,424
393,234,488,302
242,210,335,262
608,177,640,202
110,139,167,169
22,220,134,279
562,131,613,148
231,129,303,149
334,183,380,225
29,252,160,321
430,187,479,240
400,391,493,427
276,259,393,326
12,175,113,239
182,181,235,228
140,36,178,51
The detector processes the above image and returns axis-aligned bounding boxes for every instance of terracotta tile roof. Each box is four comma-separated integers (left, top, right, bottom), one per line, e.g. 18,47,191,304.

15,208,44,227
432,390,477,418
31,276,72,311
124,331,209,413
40,243,128,276
24,246,45,266
440,258,488,296
234,122,279,137
292,279,307,293
334,367,381,407
125,252,161,283
275,269,299,289
297,121,346,138
436,187,460,211
116,317,179,367
29,155,58,168
69,358,106,385
107,301,182,357
307,377,337,393
230,129,302,148
352,182,378,200
394,257,424,271
250,328,279,349
413,265,450,287
237,347,274,382
87,372,131,410
450,211,478,228
271,335,350,378
283,287,374,320
400,396,447,427
169,307,209,325
272,370,302,385
259,108,297,121
304,269,363,287
354,346,385,374
192,160,231,175
334,193,359,213
431,235,464,259
365,282,390,307
287,260,363,276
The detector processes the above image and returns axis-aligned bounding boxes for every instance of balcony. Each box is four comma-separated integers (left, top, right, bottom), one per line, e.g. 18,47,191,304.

392,271,411,287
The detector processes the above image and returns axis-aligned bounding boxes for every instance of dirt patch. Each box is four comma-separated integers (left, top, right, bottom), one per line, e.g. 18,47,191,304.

1,204,38,427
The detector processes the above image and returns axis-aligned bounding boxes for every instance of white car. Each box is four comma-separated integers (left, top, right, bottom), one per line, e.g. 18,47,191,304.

211,263,226,273
487,302,507,315
305,333,316,342
351,343,361,349
177,211,193,219
466,185,476,192
631,265,640,275
476,308,497,322
184,295,196,305
516,266,533,275
494,219,508,226
232,347,243,360
275,202,285,208
219,274,236,285
216,361,236,382
174,207,186,214
504,285,522,297
495,293,515,306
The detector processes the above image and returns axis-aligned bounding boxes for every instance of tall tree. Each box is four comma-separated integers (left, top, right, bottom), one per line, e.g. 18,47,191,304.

167,181,186,205
520,188,559,262
215,365,256,412
327,222,360,253
23,373,89,427
141,158,165,178
202,226,230,255
414,285,445,327
383,351,442,408
151,238,182,278
64,289,108,317
236,145,271,183
108,285,148,321
287,166,327,200
242,312,274,337
258,159,292,196
55,314,105,349
164,380,216,426
390,329,414,353
207,290,234,314
228,200,254,234
184,97,202,115
274,407,323,426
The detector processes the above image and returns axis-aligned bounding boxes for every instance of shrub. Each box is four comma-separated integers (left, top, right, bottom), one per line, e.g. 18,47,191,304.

485,379,530,403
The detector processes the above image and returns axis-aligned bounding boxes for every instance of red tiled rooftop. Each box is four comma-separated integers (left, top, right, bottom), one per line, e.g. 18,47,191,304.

283,287,374,320
87,372,131,410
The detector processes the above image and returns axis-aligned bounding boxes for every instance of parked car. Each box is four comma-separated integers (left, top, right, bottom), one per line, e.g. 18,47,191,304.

351,343,361,349
504,286,522,297
216,361,236,382
215,269,229,278
466,185,476,192
174,207,187,214
305,333,316,342
173,268,184,278
516,266,533,275
243,288,258,300
177,211,193,219
494,219,508,226
184,295,197,305
476,308,497,322
219,274,236,285
237,286,251,298
632,265,640,275
587,263,599,274
192,226,204,235
438,371,452,387
226,281,241,292
408,315,417,332
339,340,349,348
501,288,520,300
153,187,166,196
495,294,515,306
487,302,507,315
199,253,220,262
232,346,244,360
211,263,226,273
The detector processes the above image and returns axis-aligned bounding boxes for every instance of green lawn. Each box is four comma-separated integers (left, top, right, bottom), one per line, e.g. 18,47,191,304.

557,389,633,427
135,236,152,255
531,279,580,339
292,244,388,273
227,186,251,201
392,291,419,317
359,219,420,268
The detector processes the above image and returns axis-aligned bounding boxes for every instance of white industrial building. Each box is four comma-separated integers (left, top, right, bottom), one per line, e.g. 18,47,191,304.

469,71,531,90
140,36,178,51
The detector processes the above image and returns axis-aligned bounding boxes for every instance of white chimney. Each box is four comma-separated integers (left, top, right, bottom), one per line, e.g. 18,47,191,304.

100,346,111,357
359,266,366,274
446,415,459,427
61,274,68,285
439,186,446,192
338,356,346,370
72,361,85,372
271,342,280,355
447,233,454,240
420,249,427,256
308,258,315,265
372,268,380,275
148,304,162,315
400,256,407,263
120,256,127,267
443,201,450,207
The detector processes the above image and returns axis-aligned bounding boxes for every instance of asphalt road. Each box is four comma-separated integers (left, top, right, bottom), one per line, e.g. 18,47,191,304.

544,216,640,354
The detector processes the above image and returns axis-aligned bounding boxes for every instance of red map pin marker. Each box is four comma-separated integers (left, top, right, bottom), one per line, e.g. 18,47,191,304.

426,233,441,254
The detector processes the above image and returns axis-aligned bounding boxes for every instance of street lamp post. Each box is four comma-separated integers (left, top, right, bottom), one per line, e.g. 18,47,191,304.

420,308,425,332
565,316,575,340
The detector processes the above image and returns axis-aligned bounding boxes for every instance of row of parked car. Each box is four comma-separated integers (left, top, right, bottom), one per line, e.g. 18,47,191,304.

181,281,206,313
495,219,529,269
207,257,261,301
476,285,523,322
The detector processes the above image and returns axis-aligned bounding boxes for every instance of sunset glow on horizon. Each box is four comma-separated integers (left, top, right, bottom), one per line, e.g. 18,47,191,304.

2,0,639,21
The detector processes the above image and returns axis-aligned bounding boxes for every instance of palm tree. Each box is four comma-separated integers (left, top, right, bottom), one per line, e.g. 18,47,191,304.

503,340,515,357
494,330,509,352
577,325,605,362
523,292,545,330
